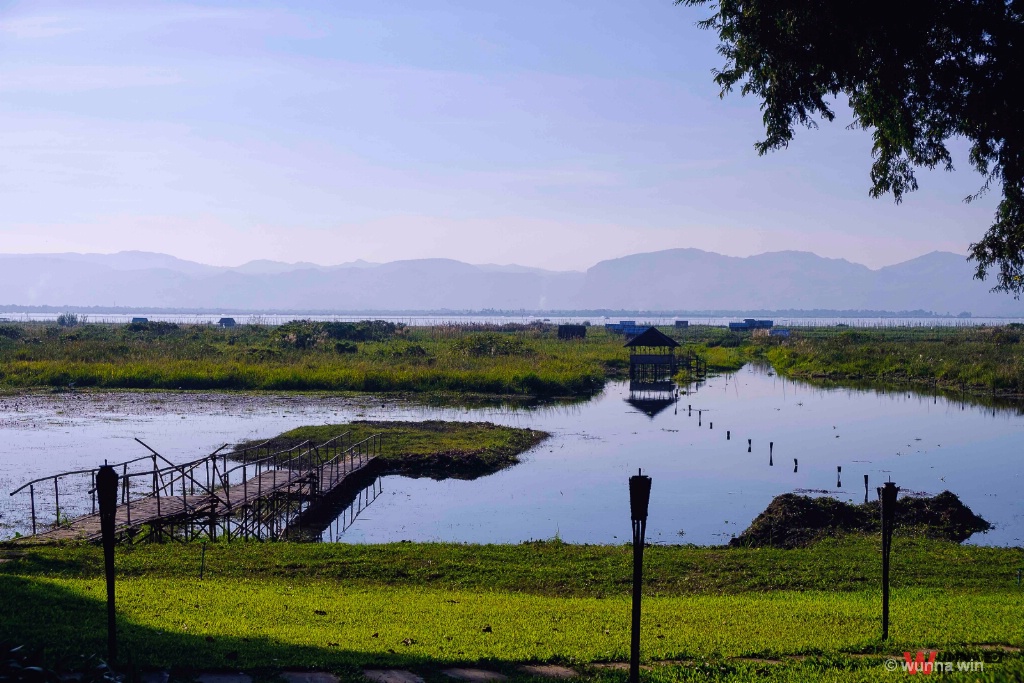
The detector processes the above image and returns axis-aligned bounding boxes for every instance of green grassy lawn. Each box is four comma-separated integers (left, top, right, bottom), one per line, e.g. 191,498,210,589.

2,537,1022,680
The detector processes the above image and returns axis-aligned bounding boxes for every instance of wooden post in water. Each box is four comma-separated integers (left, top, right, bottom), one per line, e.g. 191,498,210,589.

29,484,36,536
878,481,900,641
629,469,652,683
96,463,119,664
747,439,752,453
863,475,869,504
726,430,730,440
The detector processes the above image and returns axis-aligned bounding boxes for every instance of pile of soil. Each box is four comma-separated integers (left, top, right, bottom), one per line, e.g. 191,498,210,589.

730,491,991,548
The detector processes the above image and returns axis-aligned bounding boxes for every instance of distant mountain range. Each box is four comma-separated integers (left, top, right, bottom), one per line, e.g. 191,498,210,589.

0,249,1021,316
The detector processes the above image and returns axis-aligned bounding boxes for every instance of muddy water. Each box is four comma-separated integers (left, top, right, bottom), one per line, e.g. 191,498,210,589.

1,367,1021,545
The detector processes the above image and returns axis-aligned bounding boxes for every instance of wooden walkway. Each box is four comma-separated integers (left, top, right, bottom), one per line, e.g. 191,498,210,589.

10,433,381,543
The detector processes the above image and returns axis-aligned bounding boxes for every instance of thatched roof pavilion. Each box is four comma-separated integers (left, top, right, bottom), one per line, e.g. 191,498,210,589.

624,327,679,384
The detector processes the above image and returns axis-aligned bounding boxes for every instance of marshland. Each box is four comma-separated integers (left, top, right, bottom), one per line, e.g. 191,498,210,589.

2,320,1023,681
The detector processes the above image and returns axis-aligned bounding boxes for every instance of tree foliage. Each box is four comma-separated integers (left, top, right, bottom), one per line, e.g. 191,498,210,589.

678,0,1024,294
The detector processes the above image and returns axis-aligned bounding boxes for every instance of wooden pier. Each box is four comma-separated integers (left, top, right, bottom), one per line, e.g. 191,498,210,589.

8,433,382,543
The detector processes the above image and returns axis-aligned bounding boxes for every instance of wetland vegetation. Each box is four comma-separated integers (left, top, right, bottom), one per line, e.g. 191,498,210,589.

0,320,623,396
4,320,1024,680
759,325,1024,397
234,420,549,479
4,319,1024,401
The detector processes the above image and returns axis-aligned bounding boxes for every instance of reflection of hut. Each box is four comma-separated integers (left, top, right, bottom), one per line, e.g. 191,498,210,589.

626,388,676,418
625,327,679,383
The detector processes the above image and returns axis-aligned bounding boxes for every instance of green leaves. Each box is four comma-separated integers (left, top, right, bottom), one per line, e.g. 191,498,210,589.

679,0,1024,294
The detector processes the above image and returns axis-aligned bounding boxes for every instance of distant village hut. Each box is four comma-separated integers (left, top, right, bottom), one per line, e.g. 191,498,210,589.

131,317,149,324
558,324,587,340
728,318,773,331
625,327,679,384
218,317,237,328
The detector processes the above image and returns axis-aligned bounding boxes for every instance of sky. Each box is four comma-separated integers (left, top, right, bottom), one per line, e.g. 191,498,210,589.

0,0,1002,272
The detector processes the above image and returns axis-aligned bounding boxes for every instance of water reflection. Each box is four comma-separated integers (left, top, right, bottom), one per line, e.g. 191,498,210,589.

625,383,678,419
2,365,1023,546
313,479,384,543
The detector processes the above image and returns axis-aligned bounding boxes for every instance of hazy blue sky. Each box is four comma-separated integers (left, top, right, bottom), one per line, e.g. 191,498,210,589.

0,0,1000,270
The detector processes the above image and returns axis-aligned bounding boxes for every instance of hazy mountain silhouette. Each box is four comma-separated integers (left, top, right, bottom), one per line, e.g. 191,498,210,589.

0,249,1020,315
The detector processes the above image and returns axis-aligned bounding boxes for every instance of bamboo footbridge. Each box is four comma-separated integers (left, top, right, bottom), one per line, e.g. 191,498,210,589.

8,432,382,543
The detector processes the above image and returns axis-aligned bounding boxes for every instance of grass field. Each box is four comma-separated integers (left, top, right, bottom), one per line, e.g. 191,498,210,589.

2,536,1022,681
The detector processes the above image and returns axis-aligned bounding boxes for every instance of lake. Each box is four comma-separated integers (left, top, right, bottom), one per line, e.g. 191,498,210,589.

1,366,1021,545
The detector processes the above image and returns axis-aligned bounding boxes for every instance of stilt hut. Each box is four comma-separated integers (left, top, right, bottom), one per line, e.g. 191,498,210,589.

625,327,679,384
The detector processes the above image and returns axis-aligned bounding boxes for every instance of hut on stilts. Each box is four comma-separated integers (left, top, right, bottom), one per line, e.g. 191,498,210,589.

623,327,681,417
625,327,679,386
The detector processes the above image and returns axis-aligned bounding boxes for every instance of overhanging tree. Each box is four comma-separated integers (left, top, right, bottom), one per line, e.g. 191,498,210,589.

678,0,1024,294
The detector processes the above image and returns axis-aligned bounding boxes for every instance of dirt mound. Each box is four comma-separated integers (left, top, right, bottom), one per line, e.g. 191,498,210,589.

730,491,990,548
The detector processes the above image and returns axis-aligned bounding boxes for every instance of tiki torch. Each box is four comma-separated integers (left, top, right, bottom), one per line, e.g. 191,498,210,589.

96,463,119,663
629,469,652,683
878,481,899,641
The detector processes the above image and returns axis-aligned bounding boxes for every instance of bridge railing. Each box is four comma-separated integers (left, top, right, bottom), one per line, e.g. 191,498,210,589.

313,433,382,495
135,439,273,520
8,431,381,539
215,435,347,509
9,452,165,536
80,438,312,536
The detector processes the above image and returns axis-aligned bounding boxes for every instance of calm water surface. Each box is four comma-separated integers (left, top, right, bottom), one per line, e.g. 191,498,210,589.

1,366,1021,545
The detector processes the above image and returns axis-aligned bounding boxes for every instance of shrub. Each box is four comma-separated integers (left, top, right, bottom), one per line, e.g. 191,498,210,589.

0,325,22,340
453,333,534,357
126,321,179,334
